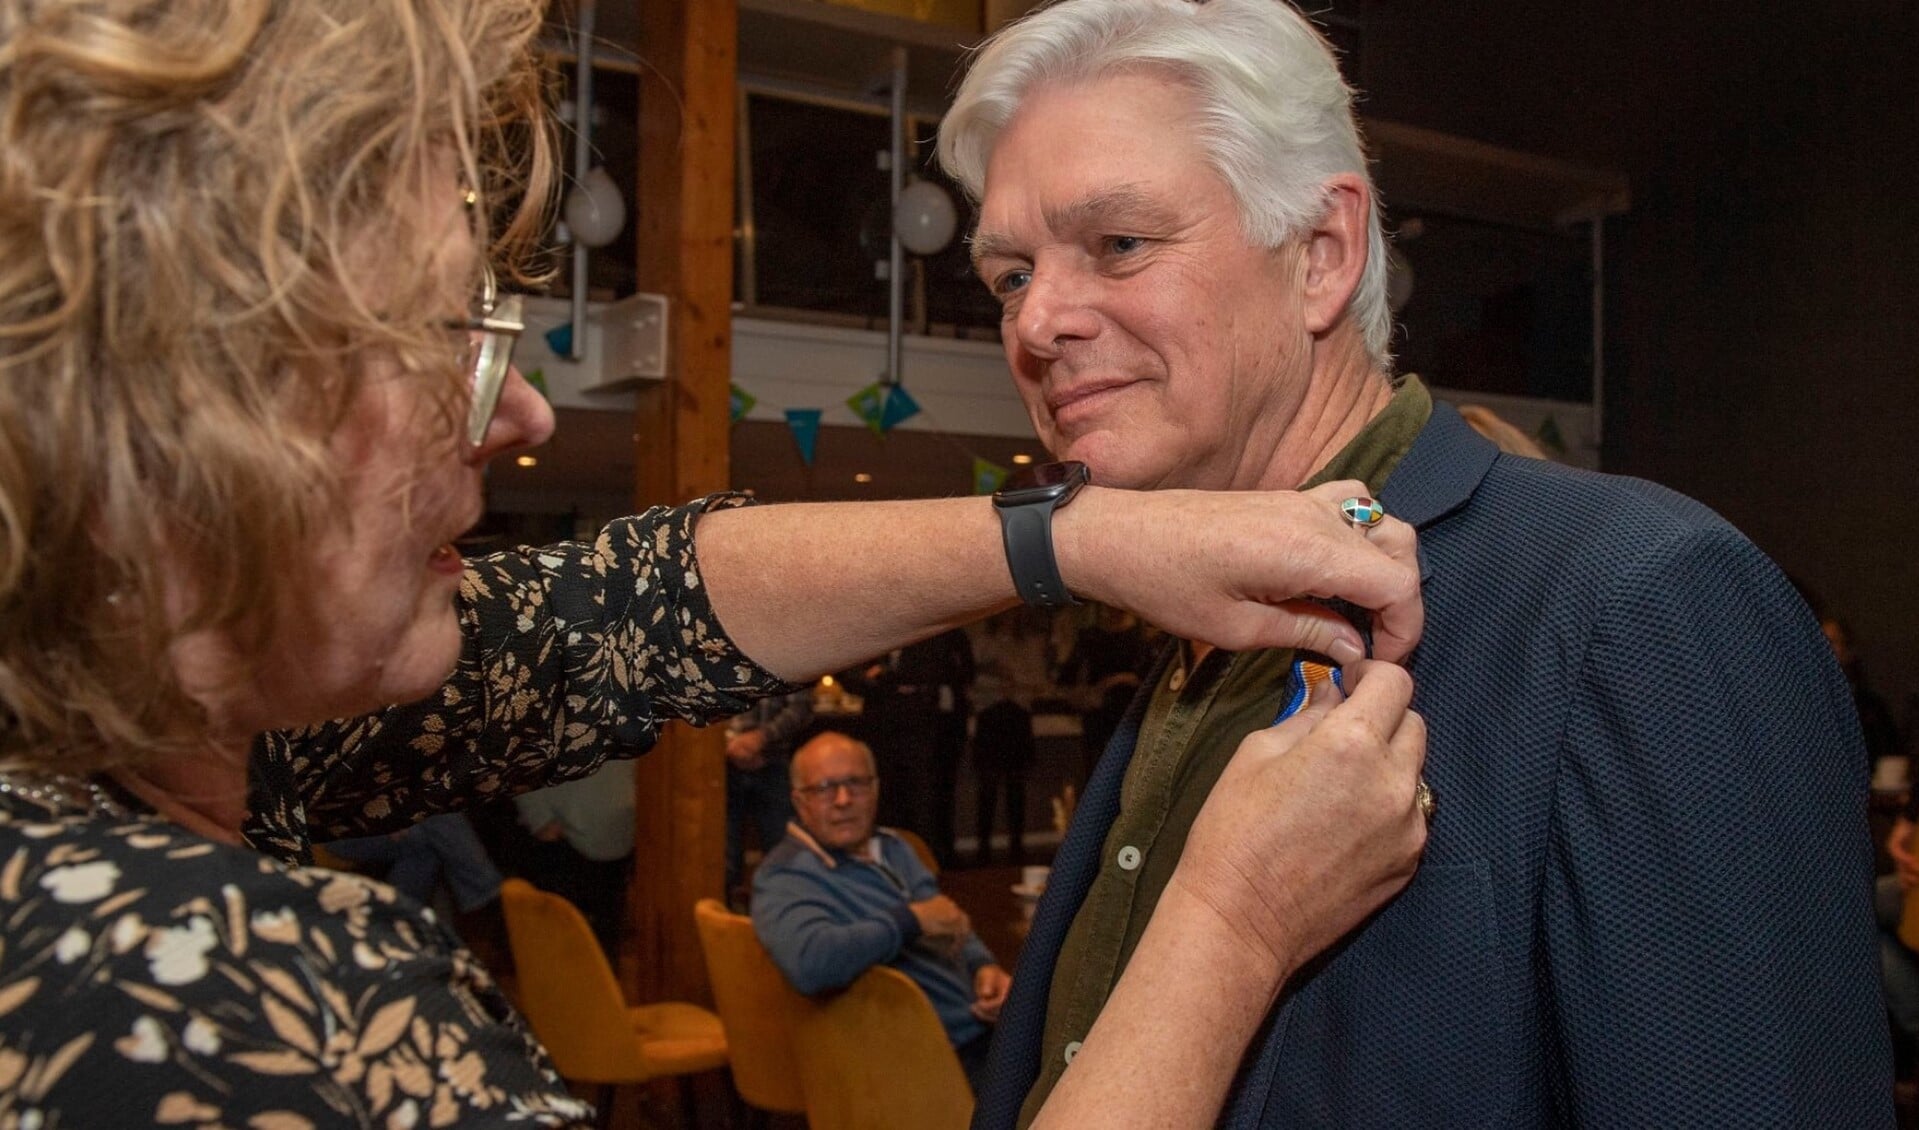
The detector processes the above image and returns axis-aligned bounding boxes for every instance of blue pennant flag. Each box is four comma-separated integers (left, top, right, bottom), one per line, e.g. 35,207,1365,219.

880,384,922,432
785,408,823,466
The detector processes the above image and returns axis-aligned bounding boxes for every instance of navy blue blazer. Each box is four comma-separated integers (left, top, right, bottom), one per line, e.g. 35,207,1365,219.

977,403,1890,1128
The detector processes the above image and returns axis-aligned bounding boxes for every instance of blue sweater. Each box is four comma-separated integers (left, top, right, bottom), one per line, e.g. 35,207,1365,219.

752,825,996,1048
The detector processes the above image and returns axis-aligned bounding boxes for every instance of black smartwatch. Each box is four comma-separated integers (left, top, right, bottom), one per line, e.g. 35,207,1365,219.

993,460,1090,608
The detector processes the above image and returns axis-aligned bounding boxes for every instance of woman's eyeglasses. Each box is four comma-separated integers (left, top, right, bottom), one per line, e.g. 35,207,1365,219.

449,262,524,446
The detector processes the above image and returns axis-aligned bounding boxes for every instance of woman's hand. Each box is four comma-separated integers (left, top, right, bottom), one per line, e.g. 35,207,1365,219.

1166,659,1429,992
1055,481,1423,664
1031,659,1428,1129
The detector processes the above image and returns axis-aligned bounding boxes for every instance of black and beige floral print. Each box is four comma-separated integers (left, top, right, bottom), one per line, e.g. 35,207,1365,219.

0,498,794,1127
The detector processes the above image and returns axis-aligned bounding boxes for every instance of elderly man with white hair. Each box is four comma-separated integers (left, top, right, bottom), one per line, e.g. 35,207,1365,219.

940,1,1888,1126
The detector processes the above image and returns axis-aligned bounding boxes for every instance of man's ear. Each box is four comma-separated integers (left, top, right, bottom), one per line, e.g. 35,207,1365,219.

1301,172,1371,336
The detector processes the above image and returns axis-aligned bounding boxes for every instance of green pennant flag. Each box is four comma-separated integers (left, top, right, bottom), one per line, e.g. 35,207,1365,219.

972,457,1009,495
847,382,887,436
730,383,758,423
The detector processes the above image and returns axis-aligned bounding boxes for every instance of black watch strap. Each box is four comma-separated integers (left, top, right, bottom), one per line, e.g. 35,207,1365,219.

999,499,1077,608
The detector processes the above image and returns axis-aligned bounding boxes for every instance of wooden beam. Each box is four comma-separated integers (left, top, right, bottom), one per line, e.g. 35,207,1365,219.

627,0,738,1006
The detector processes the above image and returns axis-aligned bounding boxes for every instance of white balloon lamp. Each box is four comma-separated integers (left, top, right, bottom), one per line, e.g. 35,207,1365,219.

563,166,627,249
894,177,958,256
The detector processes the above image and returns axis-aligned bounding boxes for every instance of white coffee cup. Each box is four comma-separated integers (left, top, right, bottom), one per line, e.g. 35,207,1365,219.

1021,865,1051,892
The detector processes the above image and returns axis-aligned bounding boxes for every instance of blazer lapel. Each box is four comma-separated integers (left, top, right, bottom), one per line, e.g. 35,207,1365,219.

1378,401,1500,582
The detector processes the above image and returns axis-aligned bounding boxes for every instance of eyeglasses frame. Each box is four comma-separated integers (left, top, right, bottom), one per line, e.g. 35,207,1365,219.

450,261,524,446
791,774,879,803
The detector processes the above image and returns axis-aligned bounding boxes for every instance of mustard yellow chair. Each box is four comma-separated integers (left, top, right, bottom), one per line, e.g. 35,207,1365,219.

891,827,940,877
792,964,974,1130
499,878,726,1128
692,898,814,1123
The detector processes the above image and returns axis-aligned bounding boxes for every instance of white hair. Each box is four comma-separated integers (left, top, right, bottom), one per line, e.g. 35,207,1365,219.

938,0,1393,367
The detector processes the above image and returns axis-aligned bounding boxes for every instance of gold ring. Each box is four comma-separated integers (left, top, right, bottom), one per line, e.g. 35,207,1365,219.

1415,779,1435,821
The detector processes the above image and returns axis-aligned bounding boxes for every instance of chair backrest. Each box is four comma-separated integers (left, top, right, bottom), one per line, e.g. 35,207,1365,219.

890,827,940,877
498,877,646,1083
692,898,812,1114
793,965,974,1130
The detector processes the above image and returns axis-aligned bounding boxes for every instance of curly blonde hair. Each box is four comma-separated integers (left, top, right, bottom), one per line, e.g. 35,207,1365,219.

0,0,555,769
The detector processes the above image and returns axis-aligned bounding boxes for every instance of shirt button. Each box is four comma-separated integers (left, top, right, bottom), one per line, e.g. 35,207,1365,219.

1117,845,1142,871
1169,668,1186,691
1064,1040,1082,1065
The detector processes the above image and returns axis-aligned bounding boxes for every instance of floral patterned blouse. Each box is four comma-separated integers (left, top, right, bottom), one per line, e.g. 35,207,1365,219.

0,497,794,1128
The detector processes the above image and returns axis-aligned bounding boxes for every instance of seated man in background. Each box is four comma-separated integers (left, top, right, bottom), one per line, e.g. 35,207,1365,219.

753,731,1010,1090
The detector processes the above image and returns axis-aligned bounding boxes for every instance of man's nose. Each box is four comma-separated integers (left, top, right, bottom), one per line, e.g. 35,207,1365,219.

1012,263,1101,361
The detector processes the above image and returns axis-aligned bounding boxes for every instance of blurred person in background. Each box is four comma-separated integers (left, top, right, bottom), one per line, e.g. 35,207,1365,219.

513,759,636,954
969,608,1053,865
838,627,974,865
1058,604,1151,778
1457,403,1551,460
724,688,814,906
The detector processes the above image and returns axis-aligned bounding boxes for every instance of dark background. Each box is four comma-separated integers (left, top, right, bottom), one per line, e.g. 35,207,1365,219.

1348,1,1919,711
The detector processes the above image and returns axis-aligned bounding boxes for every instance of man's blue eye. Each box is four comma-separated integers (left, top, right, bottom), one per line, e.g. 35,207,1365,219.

997,270,1031,295
1110,236,1145,254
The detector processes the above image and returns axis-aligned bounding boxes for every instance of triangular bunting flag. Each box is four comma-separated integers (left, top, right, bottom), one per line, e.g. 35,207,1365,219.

730,383,758,423
847,382,887,436
880,384,922,432
973,457,1009,495
785,408,823,466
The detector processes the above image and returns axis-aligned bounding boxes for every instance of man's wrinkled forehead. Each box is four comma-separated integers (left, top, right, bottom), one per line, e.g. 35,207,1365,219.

793,737,874,784
970,184,1185,269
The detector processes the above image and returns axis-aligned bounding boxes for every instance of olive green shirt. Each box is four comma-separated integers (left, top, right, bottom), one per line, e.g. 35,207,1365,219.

1017,378,1433,1126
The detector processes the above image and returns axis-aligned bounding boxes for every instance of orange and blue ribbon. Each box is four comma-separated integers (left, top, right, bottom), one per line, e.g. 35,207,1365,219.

1273,658,1345,724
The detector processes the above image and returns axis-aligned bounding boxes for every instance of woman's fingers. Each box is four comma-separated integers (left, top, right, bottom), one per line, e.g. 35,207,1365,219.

1302,482,1423,663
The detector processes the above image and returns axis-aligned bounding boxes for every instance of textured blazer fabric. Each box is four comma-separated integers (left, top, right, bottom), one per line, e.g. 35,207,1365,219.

974,403,1890,1129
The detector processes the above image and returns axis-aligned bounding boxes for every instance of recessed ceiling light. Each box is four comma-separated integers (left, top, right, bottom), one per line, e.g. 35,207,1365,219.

853,472,874,484
1011,453,1034,465
515,456,538,468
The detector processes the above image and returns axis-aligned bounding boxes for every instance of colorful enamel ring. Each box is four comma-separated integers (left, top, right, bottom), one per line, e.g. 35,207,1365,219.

1340,495,1385,531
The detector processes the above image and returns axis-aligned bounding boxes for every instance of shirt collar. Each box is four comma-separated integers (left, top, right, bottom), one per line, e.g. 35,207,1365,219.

784,820,885,869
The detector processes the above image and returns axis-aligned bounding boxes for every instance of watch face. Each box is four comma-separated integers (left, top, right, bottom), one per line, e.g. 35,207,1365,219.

998,460,1090,505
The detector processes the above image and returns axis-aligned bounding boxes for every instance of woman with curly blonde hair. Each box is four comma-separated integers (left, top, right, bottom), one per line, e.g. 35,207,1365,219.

0,0,1430,1123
